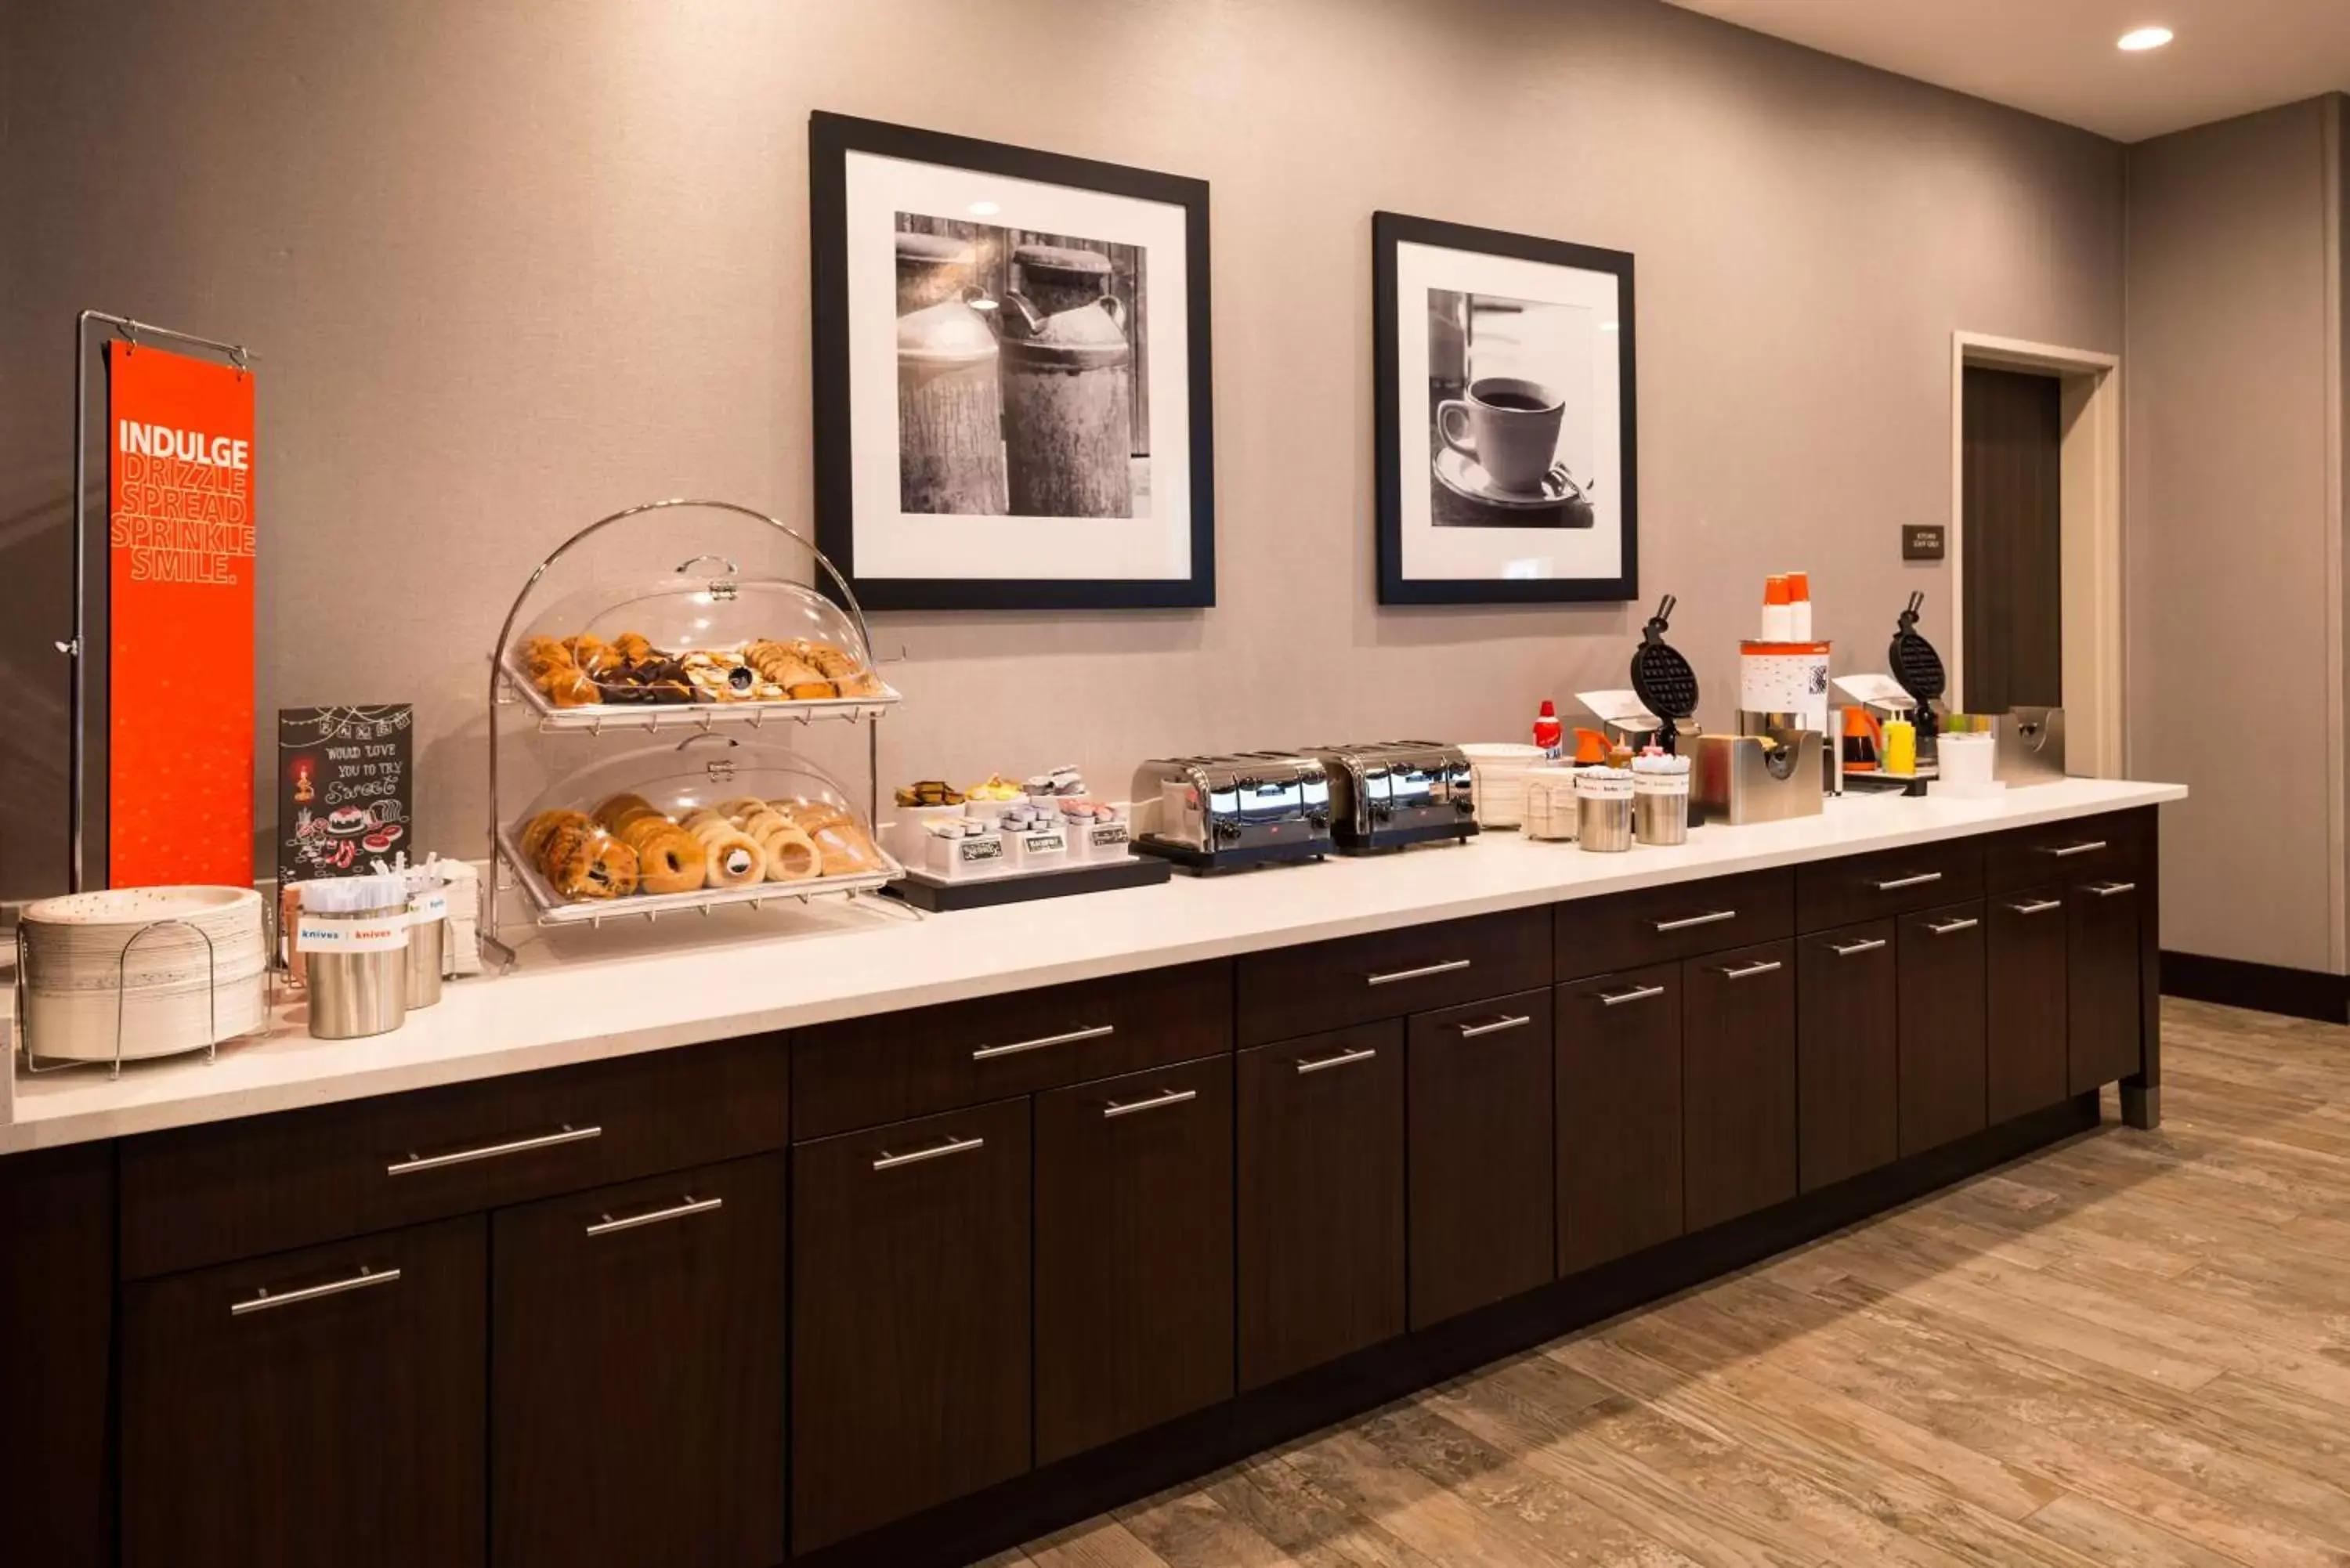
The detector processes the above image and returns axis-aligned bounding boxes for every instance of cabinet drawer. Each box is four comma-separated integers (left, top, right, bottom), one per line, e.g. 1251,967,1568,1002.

1796,838,1984,932
1237,909,1549,1046
1554,869,1794,981
121,1036,789,1281
793,961,1232,1140
1985,809,2147,894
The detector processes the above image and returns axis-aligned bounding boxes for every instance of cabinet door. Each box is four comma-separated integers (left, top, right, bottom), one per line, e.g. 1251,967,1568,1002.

2,1143,111,1568
791,1097,1030,1555
122,1216,486,1568
1556,965,1683,1275
1036,1056,1234,1465
1408,990,1556,1328
1237,1023,1406,1390
1683,941,1798,1232
1988,886,2070,1122
1796,920,1898,1191
1897,901,1990,1155
2070,877,2145,1093
491,1155,785,1568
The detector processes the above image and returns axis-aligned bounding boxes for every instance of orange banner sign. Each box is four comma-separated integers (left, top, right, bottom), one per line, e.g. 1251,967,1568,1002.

107,342,256,887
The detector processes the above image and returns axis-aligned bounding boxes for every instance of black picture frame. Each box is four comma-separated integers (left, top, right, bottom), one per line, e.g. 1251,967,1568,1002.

809,111,1216,612
1373,211,1638,605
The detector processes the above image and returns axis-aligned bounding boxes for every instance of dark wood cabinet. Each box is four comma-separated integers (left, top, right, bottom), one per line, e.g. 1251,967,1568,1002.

1553,869,1795,981
1035,1056,1235,1465
1988,886,2070,1121
121,1216,487,1568
2070,876,2146,1093
790,1097,1031,1555
1407,989,1556,1328
490,1155,785,1568
1,1143,114,1568
1896,901,1990,1155
1796,837,1985,933
1237,1023,1407,1389
1556,965,1683,1275
1682,940,1798,1232
1238,909,1551,1046
1796,919,1899,1192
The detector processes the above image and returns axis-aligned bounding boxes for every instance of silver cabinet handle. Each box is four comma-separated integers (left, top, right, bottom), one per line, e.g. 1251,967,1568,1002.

1653,909,1736,933
2008,898,2064,916
1103,1087,1198,1119
1365,957,1471,987
585,1194,723,1237
1716,959,1784,981
1829,937,1887,958
1457,1013,1533,1039
2089,881,2137,898
1599,983,1666,1007
1926,916,1980,936
1875,872,1944,891
232,1264,399,1317
972,1023,1115,1060
1296,1046,1379,1075
2045,840,2108,858
387,1122,601,1176
873,1134,985,1171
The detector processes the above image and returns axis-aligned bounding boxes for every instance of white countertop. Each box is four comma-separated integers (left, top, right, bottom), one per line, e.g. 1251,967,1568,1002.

2,778,2184,1154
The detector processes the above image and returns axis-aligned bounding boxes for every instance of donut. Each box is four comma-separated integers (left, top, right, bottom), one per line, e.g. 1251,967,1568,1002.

812,823,887,879
521,808,593,865
543,826,638,900
620,818,707,894
594,793,660,834
694,826,766,887
761,824,821,882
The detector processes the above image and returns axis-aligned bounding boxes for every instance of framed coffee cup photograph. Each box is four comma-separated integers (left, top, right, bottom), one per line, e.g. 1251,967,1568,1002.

811,111,1216,612
1373,211,1637,605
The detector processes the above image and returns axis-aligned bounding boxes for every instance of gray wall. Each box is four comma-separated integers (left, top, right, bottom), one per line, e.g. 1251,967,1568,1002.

0,0,2126,898
2124,96,2345,974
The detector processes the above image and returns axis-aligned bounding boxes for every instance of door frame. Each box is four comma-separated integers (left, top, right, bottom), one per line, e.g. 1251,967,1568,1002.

1949,333,2124,778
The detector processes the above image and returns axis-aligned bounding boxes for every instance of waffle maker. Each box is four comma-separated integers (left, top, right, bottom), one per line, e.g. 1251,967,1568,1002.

1629,595,1699,755
1889,591,1946,773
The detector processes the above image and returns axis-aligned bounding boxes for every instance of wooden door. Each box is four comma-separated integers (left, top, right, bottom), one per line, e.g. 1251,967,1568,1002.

121,1216,486,1568
1987,886,2070,1121
491,1155,785,1568
1961,364,2063,712
1035,1055,1234,1464
791,1097,1031,1555
1796,920,1899,1191
2070,876,2145,1092
1407,989,1556,1328
1897,901,1990,1155
1556,964,1683,1274
1682,941,1799,1231
1237,1023,1406,1390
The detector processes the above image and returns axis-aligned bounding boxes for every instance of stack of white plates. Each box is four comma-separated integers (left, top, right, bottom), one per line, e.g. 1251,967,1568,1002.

1460,742,1552,829
19,887,268,1062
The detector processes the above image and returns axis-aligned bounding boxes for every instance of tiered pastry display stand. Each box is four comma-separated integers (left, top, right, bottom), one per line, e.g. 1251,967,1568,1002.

483,499,912,968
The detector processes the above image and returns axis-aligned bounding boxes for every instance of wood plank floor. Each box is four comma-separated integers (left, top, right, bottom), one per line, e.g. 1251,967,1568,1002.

1000,999,2350,1568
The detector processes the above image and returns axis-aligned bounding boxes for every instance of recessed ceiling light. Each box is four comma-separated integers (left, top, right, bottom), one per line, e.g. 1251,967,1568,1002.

968,200,1001,216
2117,25,2174,51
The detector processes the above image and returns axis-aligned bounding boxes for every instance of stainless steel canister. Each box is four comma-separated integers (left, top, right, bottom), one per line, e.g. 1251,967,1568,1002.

1575,771,1635,853
1632,764,1690,846
302,901,410,1040
404,891,447,1010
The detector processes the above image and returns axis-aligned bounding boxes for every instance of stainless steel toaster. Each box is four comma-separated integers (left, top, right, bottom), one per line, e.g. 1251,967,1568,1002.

1130,753,1332,873
1289,742,1477,854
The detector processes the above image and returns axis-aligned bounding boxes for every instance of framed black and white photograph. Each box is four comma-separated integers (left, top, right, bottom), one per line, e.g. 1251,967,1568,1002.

811,112,1214,611
1374,211,1636,605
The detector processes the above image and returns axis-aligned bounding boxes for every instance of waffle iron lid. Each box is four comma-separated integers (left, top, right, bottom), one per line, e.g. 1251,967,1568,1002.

1889,592,1946,703
1629,595,1698,721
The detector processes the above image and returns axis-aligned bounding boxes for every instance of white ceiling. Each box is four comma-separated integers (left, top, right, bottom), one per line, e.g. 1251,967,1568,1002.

1661,0,2350,143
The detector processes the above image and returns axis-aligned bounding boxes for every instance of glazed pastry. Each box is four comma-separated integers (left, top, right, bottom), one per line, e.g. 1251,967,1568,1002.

620,817,707,894
761,824,821,882
522,634,571,666
568,635,622,676
801,641,861,681
594,793,660,834
542,824,639,900
692,824,767,887
613,631,654,664
895,780,964,808
812,822,887,879
544,668,601,708
520,808,593,865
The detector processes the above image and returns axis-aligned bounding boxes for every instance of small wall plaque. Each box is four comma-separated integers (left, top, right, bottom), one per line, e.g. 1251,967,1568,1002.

1903,524,1947,562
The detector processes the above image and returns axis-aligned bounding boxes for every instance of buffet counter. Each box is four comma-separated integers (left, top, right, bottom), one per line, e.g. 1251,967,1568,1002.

2,777,2181,1154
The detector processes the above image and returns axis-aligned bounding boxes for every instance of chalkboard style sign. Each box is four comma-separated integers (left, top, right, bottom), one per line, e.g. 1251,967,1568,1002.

277,705,414,887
